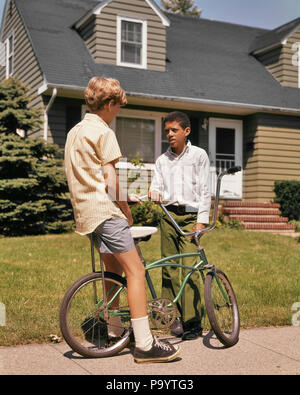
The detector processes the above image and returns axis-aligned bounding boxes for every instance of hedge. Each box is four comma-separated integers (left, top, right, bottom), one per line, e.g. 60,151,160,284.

274,180,300,221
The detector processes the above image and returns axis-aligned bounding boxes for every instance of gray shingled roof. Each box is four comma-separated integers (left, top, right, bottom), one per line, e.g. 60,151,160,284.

14,0,300,111
249,17,300,54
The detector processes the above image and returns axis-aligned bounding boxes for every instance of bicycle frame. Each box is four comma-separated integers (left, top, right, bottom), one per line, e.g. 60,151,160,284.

142,249,211,301
92,166,241,317
140,166,241,304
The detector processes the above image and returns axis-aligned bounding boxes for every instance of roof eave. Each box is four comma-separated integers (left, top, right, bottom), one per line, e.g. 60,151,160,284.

38,83,300,115
250,20,300,55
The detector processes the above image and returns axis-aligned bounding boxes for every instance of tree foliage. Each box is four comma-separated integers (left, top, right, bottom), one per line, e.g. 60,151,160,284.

160,0,202,17
0,134,74,236
0,77,42,135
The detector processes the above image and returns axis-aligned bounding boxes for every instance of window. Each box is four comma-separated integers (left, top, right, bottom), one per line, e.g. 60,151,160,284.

6,32,14,78
117,16,147,68
298,45,300,89
116,117,155,163
110,109,166,164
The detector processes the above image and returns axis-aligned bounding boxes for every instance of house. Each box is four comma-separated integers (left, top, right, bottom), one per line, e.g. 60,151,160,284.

0,0,300,217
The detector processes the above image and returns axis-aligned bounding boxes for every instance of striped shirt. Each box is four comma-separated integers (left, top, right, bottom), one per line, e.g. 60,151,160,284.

149,141,211,224
64,113,125,235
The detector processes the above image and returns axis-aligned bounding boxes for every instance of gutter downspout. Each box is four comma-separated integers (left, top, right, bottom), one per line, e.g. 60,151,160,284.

43,88,57,141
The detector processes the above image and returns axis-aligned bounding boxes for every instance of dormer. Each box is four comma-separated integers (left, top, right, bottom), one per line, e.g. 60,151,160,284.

249,17,300,88
73,0,170,71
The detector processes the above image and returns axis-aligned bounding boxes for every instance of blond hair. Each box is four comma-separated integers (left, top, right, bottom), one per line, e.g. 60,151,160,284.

84,77,127,111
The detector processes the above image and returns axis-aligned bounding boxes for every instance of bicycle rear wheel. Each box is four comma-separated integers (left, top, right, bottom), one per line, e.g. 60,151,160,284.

204,269,240,347
59,271,131,358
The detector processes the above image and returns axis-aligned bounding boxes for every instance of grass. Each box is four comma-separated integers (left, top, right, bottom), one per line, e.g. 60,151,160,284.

0,228,300,346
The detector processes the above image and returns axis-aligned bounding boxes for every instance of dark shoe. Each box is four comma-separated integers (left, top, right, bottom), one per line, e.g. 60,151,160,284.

182,325,203,341
133,336,180,363
170,318,184,337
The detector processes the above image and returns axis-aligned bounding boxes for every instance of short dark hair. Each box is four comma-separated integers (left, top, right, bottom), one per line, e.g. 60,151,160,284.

163,111,191,130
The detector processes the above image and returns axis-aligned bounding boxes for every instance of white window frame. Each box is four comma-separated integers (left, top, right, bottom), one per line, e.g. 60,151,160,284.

298,45,300,88
80,106,166,166
116,15,147,69
6,31,14,78
112,109,167,168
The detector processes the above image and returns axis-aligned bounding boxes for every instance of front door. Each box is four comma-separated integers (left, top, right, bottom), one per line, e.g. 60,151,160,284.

209,118,243,199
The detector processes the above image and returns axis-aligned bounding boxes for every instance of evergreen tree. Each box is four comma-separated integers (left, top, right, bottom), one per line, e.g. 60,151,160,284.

0,134,74,236
160,0,202,17
0,77,42,135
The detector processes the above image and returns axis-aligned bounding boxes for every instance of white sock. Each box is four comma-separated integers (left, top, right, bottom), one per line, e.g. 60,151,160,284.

131,316,153,351
108,316,124,337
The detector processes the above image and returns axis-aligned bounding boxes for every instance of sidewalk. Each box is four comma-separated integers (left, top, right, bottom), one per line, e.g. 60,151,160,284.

1,326,299,375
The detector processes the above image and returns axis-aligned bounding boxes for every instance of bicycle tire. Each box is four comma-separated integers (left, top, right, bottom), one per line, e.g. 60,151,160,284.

59,271,131,358
204,269,240,347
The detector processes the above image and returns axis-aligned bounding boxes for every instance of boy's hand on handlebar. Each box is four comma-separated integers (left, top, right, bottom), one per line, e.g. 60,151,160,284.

193,223,206,232
148,190,162,204
192,223,205,237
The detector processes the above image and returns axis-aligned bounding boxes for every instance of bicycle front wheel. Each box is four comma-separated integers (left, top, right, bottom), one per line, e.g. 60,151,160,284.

204,269,240,347
59,272,131,358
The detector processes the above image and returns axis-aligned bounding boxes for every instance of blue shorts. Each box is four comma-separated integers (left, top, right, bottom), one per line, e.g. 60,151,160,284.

91,217,135,254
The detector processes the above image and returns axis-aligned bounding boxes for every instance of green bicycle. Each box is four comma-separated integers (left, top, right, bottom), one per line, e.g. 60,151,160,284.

59,166,241,358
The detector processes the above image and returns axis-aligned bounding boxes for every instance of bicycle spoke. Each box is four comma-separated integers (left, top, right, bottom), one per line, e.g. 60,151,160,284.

60,273,131,357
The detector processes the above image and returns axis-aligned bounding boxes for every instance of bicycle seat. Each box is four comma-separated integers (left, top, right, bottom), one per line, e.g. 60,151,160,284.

130,226,158,241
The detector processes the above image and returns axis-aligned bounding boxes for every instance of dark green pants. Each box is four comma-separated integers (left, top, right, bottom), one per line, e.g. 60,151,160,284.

160,211,202,325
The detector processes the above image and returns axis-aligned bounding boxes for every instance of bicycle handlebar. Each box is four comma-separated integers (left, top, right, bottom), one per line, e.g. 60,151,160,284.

159,166,242,240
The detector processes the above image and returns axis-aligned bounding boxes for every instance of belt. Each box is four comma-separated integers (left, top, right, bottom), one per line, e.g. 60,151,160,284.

166,205,197,215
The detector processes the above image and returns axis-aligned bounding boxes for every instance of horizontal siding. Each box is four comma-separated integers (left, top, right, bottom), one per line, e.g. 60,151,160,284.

258,28,300,87
282,29,300,88
243,116,300,202
1,0,44,138
78,0,166,71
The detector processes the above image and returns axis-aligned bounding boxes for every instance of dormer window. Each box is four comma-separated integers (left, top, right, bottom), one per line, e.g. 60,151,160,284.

117,16,147,69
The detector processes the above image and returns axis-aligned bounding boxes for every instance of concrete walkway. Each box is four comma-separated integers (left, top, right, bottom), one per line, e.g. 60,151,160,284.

1,326,299,375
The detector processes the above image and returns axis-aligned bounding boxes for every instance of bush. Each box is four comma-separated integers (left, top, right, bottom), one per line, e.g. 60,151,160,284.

217,214,243,229
274,181,300,220
0,134,74,236
131,201,162,227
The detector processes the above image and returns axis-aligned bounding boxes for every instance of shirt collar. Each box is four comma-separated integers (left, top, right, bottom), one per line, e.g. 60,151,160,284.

167,140,191,158
84,113,109,128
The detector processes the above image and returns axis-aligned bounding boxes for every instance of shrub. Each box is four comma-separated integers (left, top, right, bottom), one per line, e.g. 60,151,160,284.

274,181,300,220
218,214,243,229
0,134,74,236
131,201,162,227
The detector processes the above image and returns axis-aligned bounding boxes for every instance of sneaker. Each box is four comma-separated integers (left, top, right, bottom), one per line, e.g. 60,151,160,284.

170,318,184,337
133,336,180,363
182,323,203,341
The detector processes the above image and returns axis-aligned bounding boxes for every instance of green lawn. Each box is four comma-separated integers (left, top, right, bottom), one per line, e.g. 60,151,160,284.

0,228,300,346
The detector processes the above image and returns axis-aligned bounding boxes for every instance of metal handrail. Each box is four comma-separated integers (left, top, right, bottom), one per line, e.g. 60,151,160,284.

159,166,242,240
